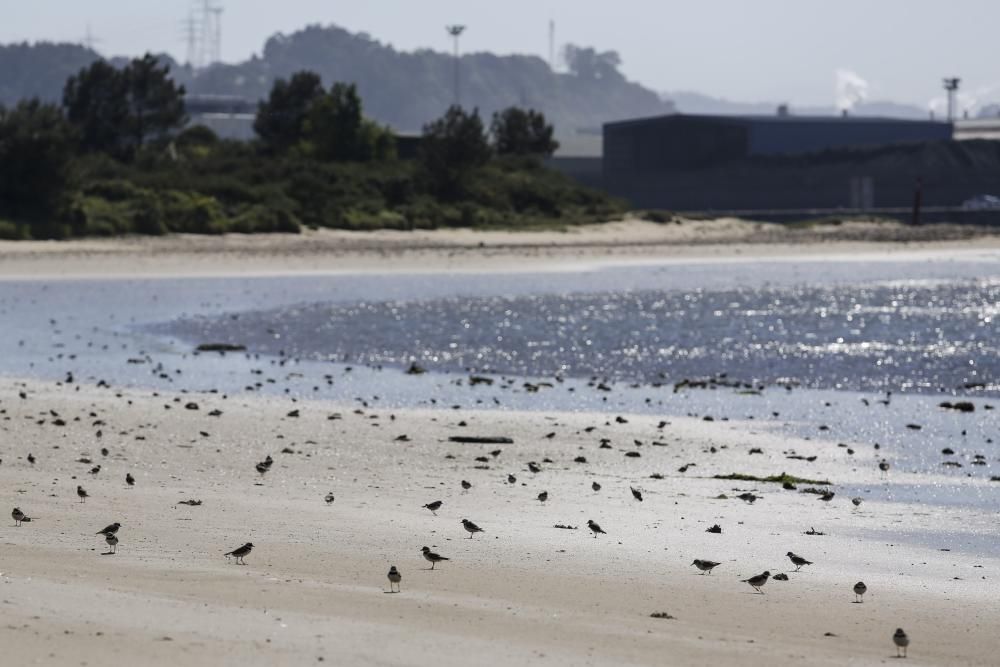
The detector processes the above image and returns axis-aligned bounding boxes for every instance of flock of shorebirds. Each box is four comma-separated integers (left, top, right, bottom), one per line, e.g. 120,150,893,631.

9,414,915,658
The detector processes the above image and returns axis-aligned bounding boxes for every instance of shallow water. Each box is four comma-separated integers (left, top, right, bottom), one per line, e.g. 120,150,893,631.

1,252,998,511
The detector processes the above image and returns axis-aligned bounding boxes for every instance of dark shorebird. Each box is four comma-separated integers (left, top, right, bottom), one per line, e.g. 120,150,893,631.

630,487,643,502
77,485,89,503
691,559,720,574
387,565,402,593
879,459,890,478
224,542,254,565
893,628,909,657
818,491,835,502
105,533,119,554
537,491,548,502
89,465,101,475
96,522,121,536
421,546,449,569
12,507,32,526
507,474,517,484
853,581,867,603
786,551,813,571
461,480,472,491
587,519,606,537
423,500,443,515
255,461,269,476
851,497,863,507
27,453,35,464
461,519,484,538
126,473,135,487
738,492,759,504
325,492,335,504
528,462,541,473
591,481,601,492
742,571,771,594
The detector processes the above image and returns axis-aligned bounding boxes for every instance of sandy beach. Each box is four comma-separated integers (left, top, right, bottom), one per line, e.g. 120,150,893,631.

2,223,999,665
1,376,998,666
2,217,1000,278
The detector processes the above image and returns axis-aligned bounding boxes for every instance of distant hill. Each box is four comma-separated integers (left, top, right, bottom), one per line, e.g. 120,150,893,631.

0,25,672,137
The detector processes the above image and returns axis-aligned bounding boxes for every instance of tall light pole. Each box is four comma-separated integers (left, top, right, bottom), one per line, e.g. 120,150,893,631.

943,77,960,122
446,25,466,107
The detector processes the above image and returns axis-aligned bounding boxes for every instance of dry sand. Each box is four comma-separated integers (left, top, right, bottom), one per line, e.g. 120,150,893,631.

2,217,1000,278
1,377,997,666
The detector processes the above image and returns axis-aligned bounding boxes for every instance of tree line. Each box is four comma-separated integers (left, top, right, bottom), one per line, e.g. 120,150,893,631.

0,54,616,239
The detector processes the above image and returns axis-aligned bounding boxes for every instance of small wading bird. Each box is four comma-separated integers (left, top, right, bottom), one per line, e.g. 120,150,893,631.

421,546,449,569
691,559,720,574
787,551,813,571
325,492,335,504
125,473,135,487
592,481,601,492
96,522,121,537
105,533,118,554
387,565,402,593
537,491,548,502
742,571,771,594
853,581,867,603
461,480,472,491
423,500,443,515
630,487,643,502
461,519,483,538
12,507,32,526
587,519,606,537
77,485,89,502
893,628,909,658
224,542,254,564
879,459,890,478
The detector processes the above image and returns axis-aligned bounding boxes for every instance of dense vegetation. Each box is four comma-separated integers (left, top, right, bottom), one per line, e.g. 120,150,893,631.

0,56,623,239
0,25,671,133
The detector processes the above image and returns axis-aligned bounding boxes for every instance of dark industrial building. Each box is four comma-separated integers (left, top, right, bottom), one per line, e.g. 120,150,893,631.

599,113,998,213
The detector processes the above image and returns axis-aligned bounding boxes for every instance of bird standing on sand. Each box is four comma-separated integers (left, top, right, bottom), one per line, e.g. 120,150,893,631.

692,559,720,574
105,533,119,554
96,522,121,537
224,542,254,564
853,581,867,602
537,491,548,502
462,519,484,538
742,571,771,593
387,565,402,592
421,546,449,569
630,486,643,502
879,460,890,477
423,500,443,515
507,474,517,484
12,507,32,526
528,462,541,473
851,497,863,507
738,492,759,504
893,628,909,657
77,485,89,503
587,519,606,537
592,481,601,492
125,473,135,487
325,492,335,504
787,551,813,571
461,480,472,491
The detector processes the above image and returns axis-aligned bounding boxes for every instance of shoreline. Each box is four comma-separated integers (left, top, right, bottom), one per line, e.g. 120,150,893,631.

1,218,999,279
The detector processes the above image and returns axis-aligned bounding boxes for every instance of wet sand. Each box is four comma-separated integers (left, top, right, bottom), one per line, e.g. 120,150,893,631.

1,377,997,666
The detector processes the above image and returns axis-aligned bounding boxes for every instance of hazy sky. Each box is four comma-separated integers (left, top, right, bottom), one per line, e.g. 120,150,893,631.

3,0,999,109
